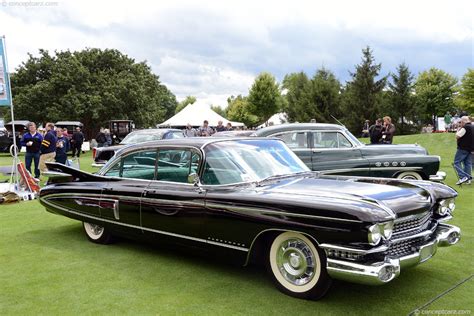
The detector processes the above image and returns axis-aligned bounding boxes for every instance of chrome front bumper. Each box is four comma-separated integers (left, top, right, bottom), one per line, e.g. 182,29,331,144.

325,224,461,285
429,171,447,182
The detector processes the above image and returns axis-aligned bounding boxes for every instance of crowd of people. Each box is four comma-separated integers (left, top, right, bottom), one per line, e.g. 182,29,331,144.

183,120,234,137
19,122,84,178
362,116,396,144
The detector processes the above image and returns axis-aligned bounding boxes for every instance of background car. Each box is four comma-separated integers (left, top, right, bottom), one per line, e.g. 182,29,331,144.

92,128,185,166
252,123,445,181
109,120,134,145
41,138,460,300
1,120,29,155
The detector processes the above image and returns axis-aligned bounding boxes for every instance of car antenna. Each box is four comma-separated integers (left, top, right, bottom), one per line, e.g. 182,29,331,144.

330,115,346,127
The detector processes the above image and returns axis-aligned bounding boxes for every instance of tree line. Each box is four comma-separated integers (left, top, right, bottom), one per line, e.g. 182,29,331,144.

3,46,473,137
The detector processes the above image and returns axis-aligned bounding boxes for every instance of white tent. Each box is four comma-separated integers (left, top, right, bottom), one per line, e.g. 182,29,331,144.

158,101,244,127
257,112,288,128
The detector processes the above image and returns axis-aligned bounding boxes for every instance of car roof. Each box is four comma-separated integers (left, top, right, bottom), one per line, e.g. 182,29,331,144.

115,137,273,156
253,123,346,135
129,128,183,134
55,121,84,126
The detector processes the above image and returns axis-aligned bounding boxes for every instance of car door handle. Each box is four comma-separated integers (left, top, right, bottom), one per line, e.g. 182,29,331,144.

312,149,322,153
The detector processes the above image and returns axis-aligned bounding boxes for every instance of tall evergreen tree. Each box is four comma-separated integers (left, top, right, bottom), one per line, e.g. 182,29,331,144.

281,72,313,122
311,68,342,122
388,63,415,134
342,46,387,133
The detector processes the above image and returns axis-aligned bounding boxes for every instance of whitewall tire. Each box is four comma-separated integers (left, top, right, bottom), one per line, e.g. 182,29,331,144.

397,171,423,180
267,231,331,300
83,222,113,244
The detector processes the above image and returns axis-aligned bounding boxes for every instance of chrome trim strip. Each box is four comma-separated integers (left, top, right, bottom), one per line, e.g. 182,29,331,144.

205,202,363,223
41,197,248,252
390,227,435,243
319,243,388,254
46,193,363,223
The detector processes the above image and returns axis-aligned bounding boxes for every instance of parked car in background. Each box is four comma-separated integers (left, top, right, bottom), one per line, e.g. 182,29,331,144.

1,120,29,155
252,123,445,181
41,137,461,300
109,120,134,145
55,121,84,138
92,128,185,167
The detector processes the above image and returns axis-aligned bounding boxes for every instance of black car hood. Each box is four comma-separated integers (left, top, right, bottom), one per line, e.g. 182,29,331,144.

256,175,454,222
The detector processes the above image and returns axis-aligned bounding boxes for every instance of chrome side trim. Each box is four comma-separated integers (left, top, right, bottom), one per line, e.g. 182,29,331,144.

319,243,388,254
41,197,248,252
205,202,363,223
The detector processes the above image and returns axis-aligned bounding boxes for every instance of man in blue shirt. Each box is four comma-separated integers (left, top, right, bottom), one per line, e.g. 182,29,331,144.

55,127,69,164
20,122,43,178
39,123,57,174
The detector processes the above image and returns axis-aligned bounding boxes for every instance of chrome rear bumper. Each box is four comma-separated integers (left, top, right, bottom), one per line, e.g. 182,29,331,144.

429,171,446,182
325,223,461,285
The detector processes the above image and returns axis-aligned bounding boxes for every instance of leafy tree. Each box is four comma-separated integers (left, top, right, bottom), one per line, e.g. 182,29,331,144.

414,68,458,122
247,72,282,125
210,105,227,117
455,68,474,114
175,95,196,114
226,95,259,127
11,48,177,138
387,63,415,134
342,46,387,133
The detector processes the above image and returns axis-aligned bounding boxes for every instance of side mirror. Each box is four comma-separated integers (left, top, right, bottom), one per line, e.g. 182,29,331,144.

188,173,200,185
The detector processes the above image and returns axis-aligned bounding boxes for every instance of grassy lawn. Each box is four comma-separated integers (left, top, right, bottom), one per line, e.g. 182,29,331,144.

0,133,472,315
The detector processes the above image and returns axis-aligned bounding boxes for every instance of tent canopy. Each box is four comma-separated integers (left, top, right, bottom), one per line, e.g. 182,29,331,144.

158,101,244,127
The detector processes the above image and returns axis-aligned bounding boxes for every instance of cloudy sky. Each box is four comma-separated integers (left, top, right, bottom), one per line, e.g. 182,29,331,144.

1,0,473,107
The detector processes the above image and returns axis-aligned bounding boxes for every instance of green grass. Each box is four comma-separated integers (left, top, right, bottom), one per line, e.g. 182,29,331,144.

0,133,473,315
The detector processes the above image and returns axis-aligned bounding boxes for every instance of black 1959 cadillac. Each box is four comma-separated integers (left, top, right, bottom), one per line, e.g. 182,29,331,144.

252,123,446,181
40,138,461,300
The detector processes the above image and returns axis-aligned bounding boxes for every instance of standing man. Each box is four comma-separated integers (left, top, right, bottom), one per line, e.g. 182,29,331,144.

454,116,473,185
39,123,57,174
381,116,396,144
184,123,197,137
71,126,84,158
369,119,383,144
198,120,214,137
215,120,226,132
20,122,43,178
361,120,370,138
55,128,69,164
96,128,107,147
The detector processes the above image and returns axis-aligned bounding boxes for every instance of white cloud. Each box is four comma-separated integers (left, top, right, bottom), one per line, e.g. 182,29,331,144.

1,0,472,110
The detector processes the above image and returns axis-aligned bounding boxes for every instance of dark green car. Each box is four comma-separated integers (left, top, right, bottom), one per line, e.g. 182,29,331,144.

252,123,445,181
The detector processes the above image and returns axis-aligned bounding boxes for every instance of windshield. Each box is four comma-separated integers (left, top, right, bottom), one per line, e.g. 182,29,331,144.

120,132,164,144
201,139,310,185
344,129,363,146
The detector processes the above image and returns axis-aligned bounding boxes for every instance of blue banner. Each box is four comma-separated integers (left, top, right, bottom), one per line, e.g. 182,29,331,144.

0,37,12,107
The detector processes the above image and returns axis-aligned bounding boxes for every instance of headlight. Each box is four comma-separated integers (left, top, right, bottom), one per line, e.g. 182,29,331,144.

368,221,394,245
381,221,394,239
437,198,456,216
368,224,382,245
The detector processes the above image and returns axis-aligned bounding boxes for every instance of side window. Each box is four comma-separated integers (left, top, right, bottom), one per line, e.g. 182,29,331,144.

104,160,122,177
338,133,352,148
272,132,308,149
313,132,353,148
169,132,184,139
157,149,200,183
119,150,158,180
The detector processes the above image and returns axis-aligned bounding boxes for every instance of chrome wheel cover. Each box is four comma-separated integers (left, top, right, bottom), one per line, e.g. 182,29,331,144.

276,238,315,286
84,222,104,239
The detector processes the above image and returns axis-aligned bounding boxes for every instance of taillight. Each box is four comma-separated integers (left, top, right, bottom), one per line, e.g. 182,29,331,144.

92,147,97,159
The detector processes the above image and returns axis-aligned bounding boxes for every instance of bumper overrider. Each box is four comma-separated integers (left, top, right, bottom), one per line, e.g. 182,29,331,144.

321,223,461,285
429,171,447,182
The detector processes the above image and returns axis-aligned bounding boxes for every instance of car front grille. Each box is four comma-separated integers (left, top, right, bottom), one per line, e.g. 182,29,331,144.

392,211,432,239
386,236,427,257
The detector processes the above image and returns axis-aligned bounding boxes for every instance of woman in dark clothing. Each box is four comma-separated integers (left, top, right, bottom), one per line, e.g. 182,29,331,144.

381,116,396,144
